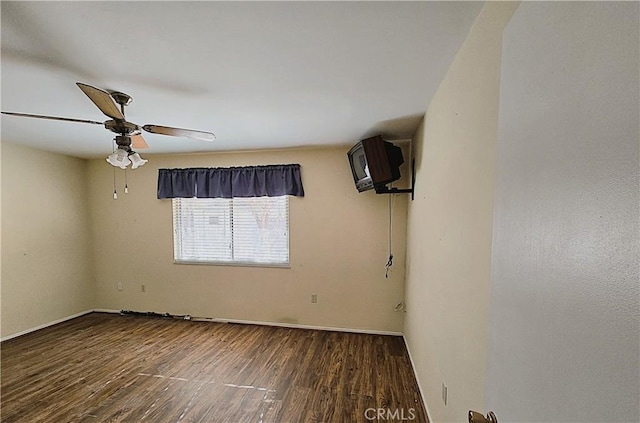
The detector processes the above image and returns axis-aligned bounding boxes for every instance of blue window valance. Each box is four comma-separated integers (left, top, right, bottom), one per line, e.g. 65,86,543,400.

157,164,304,199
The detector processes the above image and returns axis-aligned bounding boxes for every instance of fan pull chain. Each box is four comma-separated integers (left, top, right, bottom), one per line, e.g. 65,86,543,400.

112,139,119,199
124,168,129,194
113,166,118,200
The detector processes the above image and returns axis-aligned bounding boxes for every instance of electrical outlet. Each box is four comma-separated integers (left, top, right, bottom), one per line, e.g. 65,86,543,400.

311,294,318,303
141,284,146,293
117,282,123,291
442,382,448,405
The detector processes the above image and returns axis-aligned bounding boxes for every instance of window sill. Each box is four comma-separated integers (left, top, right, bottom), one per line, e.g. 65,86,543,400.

173,260,290,269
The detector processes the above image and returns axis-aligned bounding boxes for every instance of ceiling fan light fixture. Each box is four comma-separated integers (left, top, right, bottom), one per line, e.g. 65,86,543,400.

106,148,131,169
129,152,148,169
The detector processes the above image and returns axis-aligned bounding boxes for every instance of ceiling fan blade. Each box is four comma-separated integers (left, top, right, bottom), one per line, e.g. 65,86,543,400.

76,82,124,120
130,133,149,149
1,111,103,125
143,124,216,142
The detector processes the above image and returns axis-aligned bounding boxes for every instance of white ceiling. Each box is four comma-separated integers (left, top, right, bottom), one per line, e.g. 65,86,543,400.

1,1,482,159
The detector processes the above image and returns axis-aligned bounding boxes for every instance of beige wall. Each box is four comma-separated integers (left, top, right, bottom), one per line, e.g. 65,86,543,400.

486,2,639,421
88,146,408,333
404,2,519,422
1,142,94,339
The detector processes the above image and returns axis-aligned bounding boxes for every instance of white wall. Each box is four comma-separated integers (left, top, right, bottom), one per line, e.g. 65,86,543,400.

87,146,408,333
404,3,519,422
485,3,639,422
1,142,94,338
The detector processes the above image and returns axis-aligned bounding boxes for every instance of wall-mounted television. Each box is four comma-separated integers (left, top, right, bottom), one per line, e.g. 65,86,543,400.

347,135,404,193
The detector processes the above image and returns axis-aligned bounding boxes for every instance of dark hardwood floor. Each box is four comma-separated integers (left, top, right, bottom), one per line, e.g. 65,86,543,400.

1,313,427,422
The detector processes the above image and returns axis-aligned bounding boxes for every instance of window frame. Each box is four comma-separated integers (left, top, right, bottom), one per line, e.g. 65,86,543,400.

171,196,290,268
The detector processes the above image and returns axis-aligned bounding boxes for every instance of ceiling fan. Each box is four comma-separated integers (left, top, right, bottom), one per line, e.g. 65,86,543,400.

1,82,216,156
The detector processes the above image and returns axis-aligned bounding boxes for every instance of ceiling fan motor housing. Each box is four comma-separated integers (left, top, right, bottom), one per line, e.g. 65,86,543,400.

105,119,140,136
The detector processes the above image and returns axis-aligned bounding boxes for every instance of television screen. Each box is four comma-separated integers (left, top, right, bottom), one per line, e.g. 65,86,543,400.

348,143,373,192
347,135,404,192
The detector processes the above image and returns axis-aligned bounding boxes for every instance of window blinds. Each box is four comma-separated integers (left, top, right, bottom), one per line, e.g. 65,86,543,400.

172,196,289,267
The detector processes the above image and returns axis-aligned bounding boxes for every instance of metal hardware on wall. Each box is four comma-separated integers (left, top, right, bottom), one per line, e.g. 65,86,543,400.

468,410,498,423
375,158,416,200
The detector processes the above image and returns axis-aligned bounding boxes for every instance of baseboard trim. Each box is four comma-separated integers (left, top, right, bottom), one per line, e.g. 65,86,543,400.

403,334,435,423
202,316,403,336
93,309,120,314
2,308,403,340
1,309,94,342
93,309,403,336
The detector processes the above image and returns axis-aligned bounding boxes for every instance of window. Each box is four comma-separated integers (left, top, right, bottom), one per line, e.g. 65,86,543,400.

172,196,289,267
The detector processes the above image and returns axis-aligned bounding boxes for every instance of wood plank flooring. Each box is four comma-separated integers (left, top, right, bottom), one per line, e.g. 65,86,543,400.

1,313,427,422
